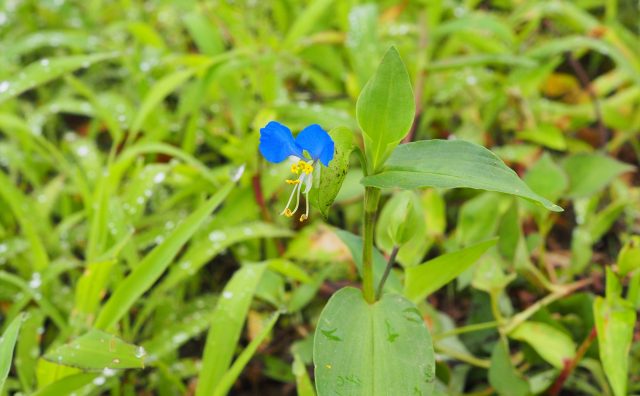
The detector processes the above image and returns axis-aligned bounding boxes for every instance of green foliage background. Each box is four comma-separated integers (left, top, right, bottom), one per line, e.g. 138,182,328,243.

0,0,638,395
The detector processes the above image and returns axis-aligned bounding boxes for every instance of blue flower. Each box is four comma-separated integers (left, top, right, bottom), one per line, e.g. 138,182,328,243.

259,121,334,221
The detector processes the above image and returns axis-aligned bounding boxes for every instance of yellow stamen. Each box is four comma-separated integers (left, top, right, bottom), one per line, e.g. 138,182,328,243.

285,179,301,185
283,208,294,217
299,214,308,222
290,163,301,174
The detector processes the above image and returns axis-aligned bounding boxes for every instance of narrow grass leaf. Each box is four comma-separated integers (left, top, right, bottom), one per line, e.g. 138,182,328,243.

196,263,267,396
0,53,117,103
0,314,24,393
94,183,234,330
213,312,280,396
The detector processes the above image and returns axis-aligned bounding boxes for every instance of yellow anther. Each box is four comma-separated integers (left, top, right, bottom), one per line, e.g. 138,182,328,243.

299,214,308,222
285,179,301,185
283,208,294,217
301,162,313,174
290,163,301,174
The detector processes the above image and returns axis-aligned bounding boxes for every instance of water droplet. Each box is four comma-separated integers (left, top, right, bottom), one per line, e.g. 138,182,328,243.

0,244,7,254
40,58,50,67
102,367,116,377
93,376,106,386
28,273,42,289
76,145,90,157
179,261,191,270
208,231,226,242
135,346,146,358
172,333,188,344
153,172,165,183
112,358,120,364
222,291,233,299
0,81,10,93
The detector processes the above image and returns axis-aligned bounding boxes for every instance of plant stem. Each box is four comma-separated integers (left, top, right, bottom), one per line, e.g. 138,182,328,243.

362,186,381,303
376,246,399,300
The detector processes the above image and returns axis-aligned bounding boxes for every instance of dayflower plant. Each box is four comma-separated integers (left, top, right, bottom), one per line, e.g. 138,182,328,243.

259,121,334,221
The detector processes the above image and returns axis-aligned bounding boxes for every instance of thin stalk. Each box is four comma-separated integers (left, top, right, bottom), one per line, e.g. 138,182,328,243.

362,186,381,303
433,321,499,341
376,246,399,300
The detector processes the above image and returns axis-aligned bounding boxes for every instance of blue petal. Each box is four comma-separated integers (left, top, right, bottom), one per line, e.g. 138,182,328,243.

259,121,303,163
295,124,334,166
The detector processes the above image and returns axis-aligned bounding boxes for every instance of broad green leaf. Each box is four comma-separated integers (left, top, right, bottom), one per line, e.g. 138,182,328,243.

362,140,563,212
334,229,402,294
308,127,355,218
405,239,497,303
313,287,435,396
196,263,267,396
213,312,280,396
94,183,234,331
0,314,24,393
0,53,117,103
489,341,530,396
594,296,636,396
509,322,575,369
43,329,145,370
357,47,415,172
563,153,634,198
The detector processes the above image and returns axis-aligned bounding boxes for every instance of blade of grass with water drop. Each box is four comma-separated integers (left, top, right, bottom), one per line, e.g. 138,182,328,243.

44,329,145,370
94,182,234,331
195,263,267,396
0,53,117,103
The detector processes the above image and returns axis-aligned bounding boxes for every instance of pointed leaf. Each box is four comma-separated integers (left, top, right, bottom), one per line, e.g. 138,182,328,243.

357,47,415,171
362,139,563,212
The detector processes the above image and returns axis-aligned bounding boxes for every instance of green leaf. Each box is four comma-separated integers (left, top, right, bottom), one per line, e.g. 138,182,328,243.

283,0,335,50
308,127,355,218
594,296,636,396
489,341,530,396
563,153,635,198
313,287,435,396
516,124,567,151
44,329,145,370
195,263,267,396
356,47,415,172
94,183,234,331
0,314,24,393
362,140,563,212
0,53,117,103
509,322,576,369
405,239,497,303
213,312,280,396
